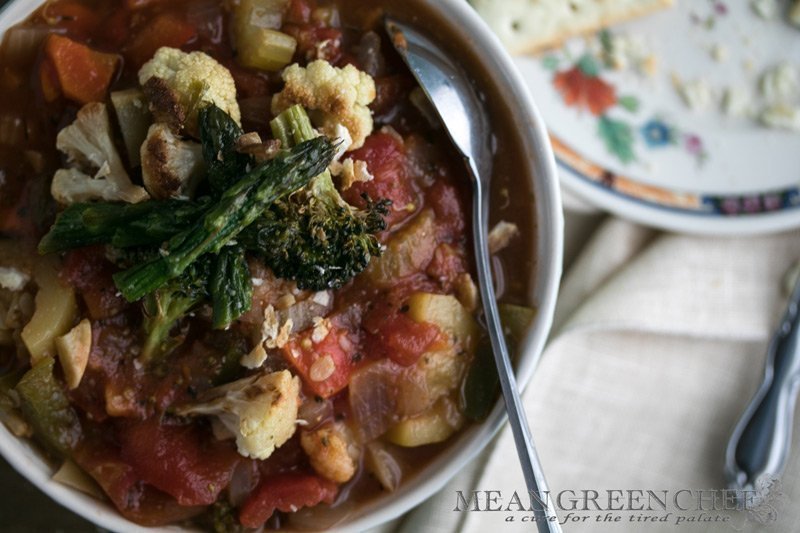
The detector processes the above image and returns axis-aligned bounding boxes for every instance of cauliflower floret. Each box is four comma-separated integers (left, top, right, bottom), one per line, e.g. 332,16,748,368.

52,103,149,204
177,370,300,460
300,422,359,483
271,60,376,151
139,47,241,137
0,267,29,292
331,158,373,191
140,123,206,199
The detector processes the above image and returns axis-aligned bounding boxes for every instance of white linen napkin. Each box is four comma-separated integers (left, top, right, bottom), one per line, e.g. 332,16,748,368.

378,217,800,533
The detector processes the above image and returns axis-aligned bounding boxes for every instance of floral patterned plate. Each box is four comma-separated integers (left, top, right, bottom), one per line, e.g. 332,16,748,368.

512,0,800,235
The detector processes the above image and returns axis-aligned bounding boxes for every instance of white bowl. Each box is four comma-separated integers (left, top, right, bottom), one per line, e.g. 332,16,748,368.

0,0,563,531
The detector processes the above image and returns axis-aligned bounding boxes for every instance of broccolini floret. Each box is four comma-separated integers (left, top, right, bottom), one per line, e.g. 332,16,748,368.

240,105,388,291
140,258,211,363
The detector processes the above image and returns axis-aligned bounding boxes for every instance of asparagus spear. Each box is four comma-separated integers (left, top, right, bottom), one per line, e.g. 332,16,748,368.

210,245,253,329
38,199,209,253
113,137,337,302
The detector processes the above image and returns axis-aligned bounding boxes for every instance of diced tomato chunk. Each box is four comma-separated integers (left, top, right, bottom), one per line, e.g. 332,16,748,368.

44,34,120,105
286,0,313,24
428,181,467,237
74,442,205,526
345,132,417,228
427,243,468,290
125,13,197,68
366,311,443,366
281,324,355,399
99,9,132,49
74,443,139,512
371,75,413,119
239,473,338,528
42,0,100,38
124,0,171,9
60,246,127,320
118,419,241,506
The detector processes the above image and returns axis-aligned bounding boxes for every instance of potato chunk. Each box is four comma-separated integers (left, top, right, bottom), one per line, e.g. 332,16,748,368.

300,422,359,483
55,319,91,390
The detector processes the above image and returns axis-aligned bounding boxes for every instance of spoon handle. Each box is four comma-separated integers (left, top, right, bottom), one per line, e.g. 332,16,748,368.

725,276,800,498
471,171,561,533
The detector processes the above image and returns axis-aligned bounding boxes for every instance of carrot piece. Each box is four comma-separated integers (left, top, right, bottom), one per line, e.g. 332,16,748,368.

44,34,120,105
39,58,61,103
124,13,197,68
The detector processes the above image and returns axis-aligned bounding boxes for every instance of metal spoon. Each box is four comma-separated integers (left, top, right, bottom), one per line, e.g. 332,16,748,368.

725,272,800,503
385,18,561,533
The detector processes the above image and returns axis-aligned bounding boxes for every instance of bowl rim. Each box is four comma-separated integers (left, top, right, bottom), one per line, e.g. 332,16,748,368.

0,0,564,531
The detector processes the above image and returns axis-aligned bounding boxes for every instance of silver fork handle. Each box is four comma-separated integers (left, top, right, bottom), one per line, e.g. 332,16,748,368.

471,163,561,533
725,277,800,499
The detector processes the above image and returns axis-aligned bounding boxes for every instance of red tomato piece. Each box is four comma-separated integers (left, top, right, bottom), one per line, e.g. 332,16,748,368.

239,473,338,528
118,419,241,506
60,246,127,320
99,9,131,49
367,312,443,366
285,0,313,25
345,132,417,228
74,443,205,527
427,181,467,237
281,325,355,399
125,0,171,8
125,13,197,68
426,243,468,290
371,75,412,119
41,0,100,38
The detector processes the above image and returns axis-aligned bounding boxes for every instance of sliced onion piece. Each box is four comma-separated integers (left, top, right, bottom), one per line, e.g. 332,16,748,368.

365,440,402,492
2,26,53,66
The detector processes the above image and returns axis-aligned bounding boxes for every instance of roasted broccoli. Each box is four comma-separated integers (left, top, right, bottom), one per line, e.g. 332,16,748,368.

112,134,337,301
241,105,388,291
140,257,211,363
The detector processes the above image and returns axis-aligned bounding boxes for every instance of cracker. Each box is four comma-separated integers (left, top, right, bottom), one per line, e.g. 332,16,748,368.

470,0,674,54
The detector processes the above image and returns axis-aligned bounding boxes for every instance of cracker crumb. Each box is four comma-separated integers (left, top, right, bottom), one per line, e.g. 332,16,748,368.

760,105,800,131
722,87,752,117
751,0,778,19
309,354,336,382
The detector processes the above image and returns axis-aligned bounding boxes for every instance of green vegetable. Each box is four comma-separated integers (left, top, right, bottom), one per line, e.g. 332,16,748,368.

500,303,537,345
463,338,497,421
199,105,252,194
463,304,538,421
38,199,209,253
15,357,81,457
113,136,337,301
210,245,253,329
140,258,212,364
240,105,388,291
209,501,244,533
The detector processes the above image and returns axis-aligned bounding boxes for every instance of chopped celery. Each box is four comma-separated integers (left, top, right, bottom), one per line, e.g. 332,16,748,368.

270,104,318,147
238,28,297,72
235,0,296,72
